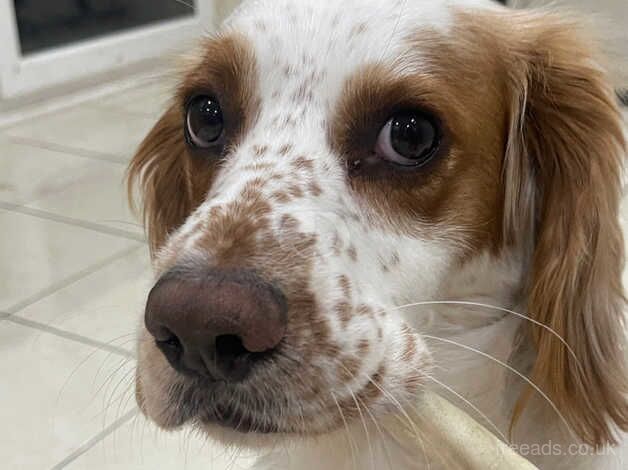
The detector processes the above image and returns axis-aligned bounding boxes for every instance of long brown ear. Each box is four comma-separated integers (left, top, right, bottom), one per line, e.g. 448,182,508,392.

503,13,628,447
127,104,205,255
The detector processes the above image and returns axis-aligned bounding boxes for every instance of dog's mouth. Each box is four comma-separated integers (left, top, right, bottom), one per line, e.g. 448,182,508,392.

197,402,280,434
144,375,298,435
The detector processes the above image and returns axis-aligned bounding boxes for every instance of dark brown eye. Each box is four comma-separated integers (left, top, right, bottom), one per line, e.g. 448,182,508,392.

185,96,224,148
375,111,439,166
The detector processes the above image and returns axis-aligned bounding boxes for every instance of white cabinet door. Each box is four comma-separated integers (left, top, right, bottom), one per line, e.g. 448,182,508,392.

0,0,215,99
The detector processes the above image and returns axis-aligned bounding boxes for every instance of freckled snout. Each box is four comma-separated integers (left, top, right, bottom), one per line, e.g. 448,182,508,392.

144,268,288,382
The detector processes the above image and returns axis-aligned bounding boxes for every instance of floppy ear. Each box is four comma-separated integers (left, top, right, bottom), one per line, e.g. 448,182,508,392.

503,13,628,447
127,103,208,255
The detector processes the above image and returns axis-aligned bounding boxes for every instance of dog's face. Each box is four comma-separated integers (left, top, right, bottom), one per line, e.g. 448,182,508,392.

130,0,627,449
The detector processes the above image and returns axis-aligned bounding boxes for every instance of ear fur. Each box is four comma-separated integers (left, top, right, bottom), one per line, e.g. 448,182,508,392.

127,104,197,255
503,12,628,447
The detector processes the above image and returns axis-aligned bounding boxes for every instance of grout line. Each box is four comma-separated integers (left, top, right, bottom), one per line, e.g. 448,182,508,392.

50,409,138,469
7,316,135,359
6,244,144,315
6,136,129,165
0,201,146,242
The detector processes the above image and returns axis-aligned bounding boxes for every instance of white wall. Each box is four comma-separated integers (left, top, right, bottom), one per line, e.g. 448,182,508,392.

509,0,628,88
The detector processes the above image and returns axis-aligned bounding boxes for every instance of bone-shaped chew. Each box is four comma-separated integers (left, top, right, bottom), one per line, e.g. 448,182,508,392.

384,391,539,469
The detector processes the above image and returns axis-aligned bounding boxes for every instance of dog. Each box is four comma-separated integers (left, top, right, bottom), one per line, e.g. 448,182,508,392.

128,0,627,468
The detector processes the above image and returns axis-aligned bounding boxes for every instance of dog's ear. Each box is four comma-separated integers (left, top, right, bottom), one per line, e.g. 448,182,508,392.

127,103,205,255
503,13,627,447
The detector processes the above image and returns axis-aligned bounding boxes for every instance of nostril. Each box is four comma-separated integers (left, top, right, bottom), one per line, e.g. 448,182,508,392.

215,334,248,360
155,329,183,354
146,268,288,381
215,334,269,382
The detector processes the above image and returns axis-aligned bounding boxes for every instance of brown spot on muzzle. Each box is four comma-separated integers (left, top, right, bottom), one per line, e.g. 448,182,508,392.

179,185,334,367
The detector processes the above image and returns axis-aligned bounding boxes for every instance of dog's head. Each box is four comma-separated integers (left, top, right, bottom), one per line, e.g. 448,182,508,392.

129,0,627,449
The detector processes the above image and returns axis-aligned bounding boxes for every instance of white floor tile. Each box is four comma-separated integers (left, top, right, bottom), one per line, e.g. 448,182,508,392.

23,155,143,235
0,209,137,312
0,134,91,205
15,247,152,352
0,321,136,469
4,105,157,162
66,415,259,470
97,80,174,117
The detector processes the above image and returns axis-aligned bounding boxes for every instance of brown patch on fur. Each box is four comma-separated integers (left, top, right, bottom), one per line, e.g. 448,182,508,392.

272,191,292,204
483,11,628,447
243,162,275,172
293,156,315,171
287,184,304,199
127,33,259,254
335,363,386,420
308,182,323,197
346,245,358,262
356,304,373,318
253,144,269,157
196,198,273,268
357,339,370,355
329,9,627,445
338,355,361,383
179,33,260,150
280,214,300,231
330,28,509,255
279,143,294,156
127,104,217,254
338,275,351,298
241,177,267,197
335,301,352,328
401,326,417,361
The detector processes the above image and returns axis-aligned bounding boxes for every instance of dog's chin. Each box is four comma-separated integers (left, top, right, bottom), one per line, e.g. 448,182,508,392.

139,398,345,451
196,421,299,450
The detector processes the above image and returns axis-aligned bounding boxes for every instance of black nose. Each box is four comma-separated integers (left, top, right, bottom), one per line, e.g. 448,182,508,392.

144,268,287,382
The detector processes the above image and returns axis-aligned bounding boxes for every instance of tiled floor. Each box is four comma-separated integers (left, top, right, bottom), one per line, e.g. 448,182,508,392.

0,79,256,469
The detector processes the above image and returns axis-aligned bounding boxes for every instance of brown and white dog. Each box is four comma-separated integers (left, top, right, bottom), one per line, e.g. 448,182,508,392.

128,0,627,468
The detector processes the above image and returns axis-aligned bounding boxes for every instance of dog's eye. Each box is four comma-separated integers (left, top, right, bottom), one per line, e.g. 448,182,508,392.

375,112,439,166
185,96,224,148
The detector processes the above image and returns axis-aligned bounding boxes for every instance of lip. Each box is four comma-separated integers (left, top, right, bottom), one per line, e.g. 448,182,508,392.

199,403,279,434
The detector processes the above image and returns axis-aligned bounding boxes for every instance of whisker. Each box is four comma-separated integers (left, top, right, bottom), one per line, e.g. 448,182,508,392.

357,392,396,470
330,391,359,470
427,375,507,443
361,372,430,468
379,0,409,64
422,334,577,441
388,300,581,368
338,365,376,470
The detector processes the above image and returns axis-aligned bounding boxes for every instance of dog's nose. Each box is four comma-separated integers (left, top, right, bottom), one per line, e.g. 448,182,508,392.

144,269,287,382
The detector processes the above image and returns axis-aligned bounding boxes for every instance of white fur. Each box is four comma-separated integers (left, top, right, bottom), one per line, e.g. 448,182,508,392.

142,0,627,468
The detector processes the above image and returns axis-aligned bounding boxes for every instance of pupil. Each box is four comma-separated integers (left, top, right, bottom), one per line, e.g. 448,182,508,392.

390,113,435,161
190,97,223,143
